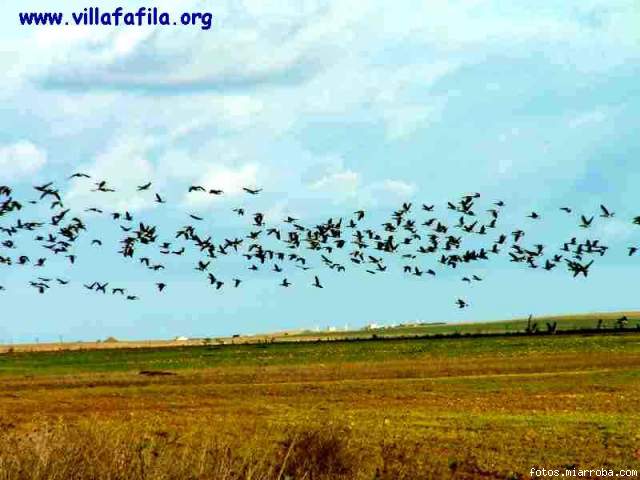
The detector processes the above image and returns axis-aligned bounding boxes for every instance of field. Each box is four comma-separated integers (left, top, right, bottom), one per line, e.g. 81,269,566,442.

287,310,640,340
2,310,638,354
1,317,640,479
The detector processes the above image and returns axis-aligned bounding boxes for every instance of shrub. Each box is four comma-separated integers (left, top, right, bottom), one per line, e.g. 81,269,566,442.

276,425,357,480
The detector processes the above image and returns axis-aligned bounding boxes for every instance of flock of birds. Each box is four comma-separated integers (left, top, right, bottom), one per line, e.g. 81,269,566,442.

1,173,639,310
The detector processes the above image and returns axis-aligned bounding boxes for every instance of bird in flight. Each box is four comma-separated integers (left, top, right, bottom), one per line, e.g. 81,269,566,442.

580,215,594,228
68,172,91,179
599,204,614,218
92,181,115,193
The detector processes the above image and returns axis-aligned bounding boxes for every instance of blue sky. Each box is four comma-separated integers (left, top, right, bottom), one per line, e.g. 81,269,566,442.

1,1,640,343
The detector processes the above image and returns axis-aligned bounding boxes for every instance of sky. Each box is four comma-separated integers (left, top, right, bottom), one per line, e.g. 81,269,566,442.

1,1,640,343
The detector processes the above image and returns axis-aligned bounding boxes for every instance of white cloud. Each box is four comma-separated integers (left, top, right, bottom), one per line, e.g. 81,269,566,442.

33,0,338,93
309,170,360,196
593,217,636,242
2,0,638,214
183,163,260,208
6,0,638,101
568,109,607,129
375,179,417,197
65,134,159,212
263,199,294,224
298,155,367,204
304,158,416,206
0,141,47,181
382,102,446,140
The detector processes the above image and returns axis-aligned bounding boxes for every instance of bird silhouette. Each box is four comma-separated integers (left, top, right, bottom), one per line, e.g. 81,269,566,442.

68,173,91,179
599,205,614,218
580,215,594,228
92,181,115,192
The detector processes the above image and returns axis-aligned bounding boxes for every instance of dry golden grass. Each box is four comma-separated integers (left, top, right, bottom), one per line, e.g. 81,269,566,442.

0,417,485,480
0,339,195,354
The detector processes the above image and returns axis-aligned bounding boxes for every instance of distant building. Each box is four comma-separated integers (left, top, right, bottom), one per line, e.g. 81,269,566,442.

365,323,380,330
174,336,189,341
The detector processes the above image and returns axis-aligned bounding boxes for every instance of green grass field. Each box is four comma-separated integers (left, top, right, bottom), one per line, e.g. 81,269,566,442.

1,316,640,479
287,310,640,339
0,328,639,376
